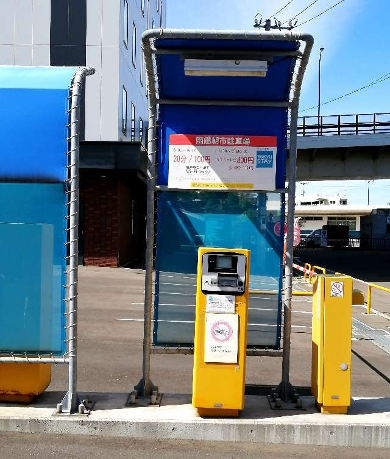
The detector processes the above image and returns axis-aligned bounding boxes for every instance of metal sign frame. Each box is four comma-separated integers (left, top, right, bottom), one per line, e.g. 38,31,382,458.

138,29,313,400
0,67,94,414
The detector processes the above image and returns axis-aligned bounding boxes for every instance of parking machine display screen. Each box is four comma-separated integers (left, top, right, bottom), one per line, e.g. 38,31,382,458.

208,254,238,273
216,256,234,270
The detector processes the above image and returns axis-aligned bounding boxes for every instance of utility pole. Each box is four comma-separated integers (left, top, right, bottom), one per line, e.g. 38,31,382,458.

253,14,297,31
318,47,325,136
367,180,373,205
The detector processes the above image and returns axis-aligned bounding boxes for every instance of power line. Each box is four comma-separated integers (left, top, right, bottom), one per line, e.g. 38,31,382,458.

271,0,296,18
300,72,390,113
283,0,322,25
298,0,346,27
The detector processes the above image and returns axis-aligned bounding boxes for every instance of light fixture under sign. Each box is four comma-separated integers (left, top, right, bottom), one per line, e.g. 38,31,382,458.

184,59,268,77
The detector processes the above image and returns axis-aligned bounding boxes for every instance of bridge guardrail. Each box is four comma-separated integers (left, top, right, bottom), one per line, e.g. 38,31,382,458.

295,112,390,137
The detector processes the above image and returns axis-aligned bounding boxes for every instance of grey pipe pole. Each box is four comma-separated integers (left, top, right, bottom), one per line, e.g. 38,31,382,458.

66,67,94,413
138,35,159,397
280,102,299,400
280,35,314,402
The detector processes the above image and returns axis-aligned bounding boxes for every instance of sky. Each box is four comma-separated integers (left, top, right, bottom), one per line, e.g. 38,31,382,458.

166,0,390,206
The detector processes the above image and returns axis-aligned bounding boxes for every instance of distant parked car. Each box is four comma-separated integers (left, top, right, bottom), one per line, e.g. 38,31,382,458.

305,229,322,247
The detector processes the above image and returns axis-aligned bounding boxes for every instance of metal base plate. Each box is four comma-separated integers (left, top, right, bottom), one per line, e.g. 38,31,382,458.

267,394,305,410
125,390,163,407
54,392,95,415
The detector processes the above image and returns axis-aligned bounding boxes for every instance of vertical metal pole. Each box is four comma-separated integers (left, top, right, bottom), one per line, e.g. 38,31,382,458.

137,35,158,397
278,35,314,402
280,102,299,401
140,98,157,397
67,73,81,413
64,68,94,414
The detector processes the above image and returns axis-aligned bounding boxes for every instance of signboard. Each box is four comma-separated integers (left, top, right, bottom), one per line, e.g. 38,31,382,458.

206,294,235,314
274,220,301,246
168,134,277,191
330,281,344,298
204,313,239,363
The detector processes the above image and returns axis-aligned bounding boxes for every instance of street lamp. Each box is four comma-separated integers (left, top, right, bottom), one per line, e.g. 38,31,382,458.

318,47,325,136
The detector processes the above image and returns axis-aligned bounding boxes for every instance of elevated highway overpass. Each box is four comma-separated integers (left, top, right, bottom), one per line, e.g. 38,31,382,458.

291,112,390,180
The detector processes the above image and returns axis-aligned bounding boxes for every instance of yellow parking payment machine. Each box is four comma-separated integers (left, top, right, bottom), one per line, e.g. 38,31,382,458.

192,247,250,417
312,275,353,414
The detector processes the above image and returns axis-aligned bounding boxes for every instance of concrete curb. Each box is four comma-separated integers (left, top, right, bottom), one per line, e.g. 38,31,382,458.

0,394,389,448
0,417,389,448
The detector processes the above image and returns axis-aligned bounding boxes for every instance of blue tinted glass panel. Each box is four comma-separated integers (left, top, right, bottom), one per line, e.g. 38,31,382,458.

0,183,66,354
153,191,284,349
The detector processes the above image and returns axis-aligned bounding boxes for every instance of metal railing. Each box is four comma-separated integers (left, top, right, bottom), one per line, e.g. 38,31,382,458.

296,112,390,137
296,261,390,315
298,237,390,250
367,283,390,315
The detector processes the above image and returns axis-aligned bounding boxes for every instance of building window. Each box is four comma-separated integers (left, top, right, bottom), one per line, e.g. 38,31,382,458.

141,0,145,16
123,0,129,48
131,103,136,141
140,55,144,86
132,22,137,68
328,216,356,231
139,118,144,143
301,216,323,222
122,87,128,135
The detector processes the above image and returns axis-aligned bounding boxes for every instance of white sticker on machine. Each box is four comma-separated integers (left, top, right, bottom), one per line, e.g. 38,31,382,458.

204,313,239,364
206,294,235,314
330,281,344,298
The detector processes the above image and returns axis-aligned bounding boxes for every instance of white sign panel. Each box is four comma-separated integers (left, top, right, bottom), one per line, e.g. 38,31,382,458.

204,313,239,364
168,134,277,191
330,281,344,298
206,294,235,314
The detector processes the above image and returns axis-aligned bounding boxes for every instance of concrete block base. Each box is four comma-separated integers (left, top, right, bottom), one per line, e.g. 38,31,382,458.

0,392,389,448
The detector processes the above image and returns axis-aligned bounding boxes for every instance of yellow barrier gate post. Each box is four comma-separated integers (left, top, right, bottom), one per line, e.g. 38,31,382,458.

312,274,353,414
192,247,250,417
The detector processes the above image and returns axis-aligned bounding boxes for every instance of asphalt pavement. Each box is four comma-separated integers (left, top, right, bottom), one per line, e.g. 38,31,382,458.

1,263,389,456
0,433,388,459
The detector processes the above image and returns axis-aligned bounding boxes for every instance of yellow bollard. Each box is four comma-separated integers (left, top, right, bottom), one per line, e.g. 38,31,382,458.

312,275,352,414
367,285,372,314
304,263,312,283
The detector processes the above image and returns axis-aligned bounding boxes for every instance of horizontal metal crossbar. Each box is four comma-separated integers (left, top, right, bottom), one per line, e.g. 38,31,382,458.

157,98,291,107
150,346,282,357
0,356,69,364
151,46,302,59
155,185,289,193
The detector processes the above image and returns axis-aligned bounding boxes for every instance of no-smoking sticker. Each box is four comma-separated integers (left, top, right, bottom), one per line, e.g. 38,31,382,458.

331,281,344,298
204,313,238,364
211,321,233,342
